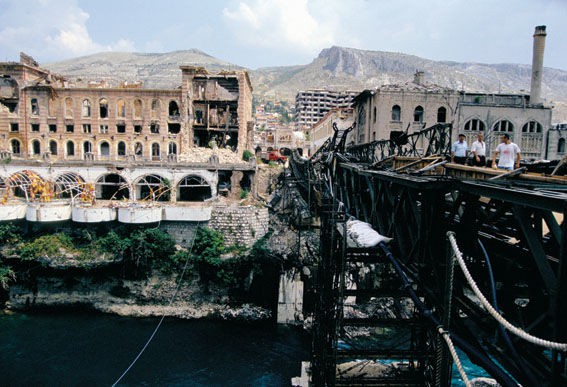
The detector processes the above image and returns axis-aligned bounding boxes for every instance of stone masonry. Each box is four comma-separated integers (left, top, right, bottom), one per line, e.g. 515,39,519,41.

208,206,269,247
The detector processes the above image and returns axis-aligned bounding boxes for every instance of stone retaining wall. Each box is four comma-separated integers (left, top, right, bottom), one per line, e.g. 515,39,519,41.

208,206,269,247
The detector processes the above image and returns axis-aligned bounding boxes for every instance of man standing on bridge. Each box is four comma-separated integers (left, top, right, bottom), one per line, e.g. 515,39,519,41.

471,133,486,167
492,133,521,170
451,133,468,165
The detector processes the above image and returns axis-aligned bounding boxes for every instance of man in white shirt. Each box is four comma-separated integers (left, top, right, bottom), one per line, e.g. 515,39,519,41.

470,133,486,167
451,134,468,165
492,133,521,170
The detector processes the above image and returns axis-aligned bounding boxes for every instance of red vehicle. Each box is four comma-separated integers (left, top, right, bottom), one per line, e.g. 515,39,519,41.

262,150,287,164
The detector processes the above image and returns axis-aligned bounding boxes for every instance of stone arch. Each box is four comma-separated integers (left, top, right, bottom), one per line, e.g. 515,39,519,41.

134,174,170,201
10,139,21,155
66,141,75,157
116,98,126,118
9,170,44,200
83,140,93,155
99,141,111,157
49,140,58,155
177,174,212,202
522,120,543,133
99,98,109,118
168,142,177,155
134,142,143,157
168,100,180,116
82,99,91,117
95,173,130,200
437,106,447,123
413,105,424,123
464,118,486,131
54,172,85,199
391,105,401,121
493,119,514,132
117,141,127,156
31,139,41,155
151,142,161,160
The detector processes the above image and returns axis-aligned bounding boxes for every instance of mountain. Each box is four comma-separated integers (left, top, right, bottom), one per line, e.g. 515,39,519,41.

44,47,567,121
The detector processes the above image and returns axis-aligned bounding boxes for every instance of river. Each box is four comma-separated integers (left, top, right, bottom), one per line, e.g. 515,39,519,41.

0,311,310,386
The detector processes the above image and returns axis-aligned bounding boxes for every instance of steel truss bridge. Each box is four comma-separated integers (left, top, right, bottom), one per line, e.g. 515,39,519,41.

287,123,567,386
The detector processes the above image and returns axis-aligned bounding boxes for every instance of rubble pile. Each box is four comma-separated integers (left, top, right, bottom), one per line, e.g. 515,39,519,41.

177,148,248,164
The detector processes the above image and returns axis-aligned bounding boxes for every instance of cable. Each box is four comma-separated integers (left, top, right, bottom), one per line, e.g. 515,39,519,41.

111,221,202,386
438,327,471,387
448,232,567,352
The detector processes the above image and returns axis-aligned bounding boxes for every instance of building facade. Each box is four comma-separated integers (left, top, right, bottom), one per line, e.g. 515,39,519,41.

295,90,359,132
310,107,354,154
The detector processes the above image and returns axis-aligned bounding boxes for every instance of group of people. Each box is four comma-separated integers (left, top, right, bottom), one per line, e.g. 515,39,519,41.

451,133,521,170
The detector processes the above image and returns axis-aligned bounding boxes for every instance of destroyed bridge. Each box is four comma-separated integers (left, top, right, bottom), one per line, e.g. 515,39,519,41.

285,123,567,386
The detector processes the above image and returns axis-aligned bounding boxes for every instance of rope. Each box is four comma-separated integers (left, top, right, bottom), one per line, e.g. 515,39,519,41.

111,222,202,386
447,232,567,352
438,327,471,387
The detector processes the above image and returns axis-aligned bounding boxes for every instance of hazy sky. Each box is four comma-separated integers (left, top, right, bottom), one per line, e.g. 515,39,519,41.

0,0,565,70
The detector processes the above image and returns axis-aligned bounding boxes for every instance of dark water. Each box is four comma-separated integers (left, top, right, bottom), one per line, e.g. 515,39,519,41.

0,311,310,386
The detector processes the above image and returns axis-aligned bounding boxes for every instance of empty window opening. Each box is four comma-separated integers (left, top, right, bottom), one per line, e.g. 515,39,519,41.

134,125,142,133
32,140,41,155
373,107,377,123
413,106,424,123
464,119,486,131
116,99,126,118
195,110,204,125
177,175,211,202
133,99,142,119
117,141,127,156
49,124,57,133
31,124,39,132
99,125,109,134
134,142,143,156
168,142,177,155
65,97,73,118
83,141,92,154
217,171,232,196
391,105,401,121
31,98,39,115
169,101,180,116
116,124,126,133
100,141,110,156
437,107,447,123
151,99,161,119
493,120,514,132
558,138,566,153
240,173,252,191
66,124,74,133
83,124,91,133
151,143,160,160
82,99,91,117
55,172,84,199
150,123,160,134
168,123,180,134
135,174,169,201
11,139,20,155
49,140,58,155
10,123,19,132
522,121,543,133
96,174,129,200
99,98,108,118
66,141,75,156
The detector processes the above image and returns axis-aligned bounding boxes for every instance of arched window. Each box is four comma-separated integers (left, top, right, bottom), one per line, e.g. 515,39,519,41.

151,143,160,160
100,141,110,156
133,99,142,119
66,141,75,156
493,120,514,132
10,139,20,155
413,106,424,123
464,119,486,131
117,141,127,156
151,99,161,119
134,142,143,156
558,138,566,154
391,105,401,121
32,140,41,155
437,107,447,123
168,142,177,155
168,100,180,116
99,98,108,118
83,141,92,154
30,98,39,115
65,97,74,118
522,121,543,133
82,99,91,117
116,99,126,118
49,140,58,155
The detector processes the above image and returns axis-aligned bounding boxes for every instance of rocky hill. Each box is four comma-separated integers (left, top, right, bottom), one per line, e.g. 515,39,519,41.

44,46,567,121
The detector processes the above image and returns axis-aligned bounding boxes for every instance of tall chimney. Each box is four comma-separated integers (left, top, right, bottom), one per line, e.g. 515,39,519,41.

530,25,546,105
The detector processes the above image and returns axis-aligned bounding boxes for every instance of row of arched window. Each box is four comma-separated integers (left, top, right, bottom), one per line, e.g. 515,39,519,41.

10,139,178,159
463,119,543,133
31,97,181,120
389,105,447,123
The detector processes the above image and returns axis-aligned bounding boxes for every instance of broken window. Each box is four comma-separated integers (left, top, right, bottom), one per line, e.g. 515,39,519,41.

168,100,180,116
99,125,109,134
151,99,161,119
168,123,180,134
464,119,486,131
116,99,126,118
83,141,92,155
133,99,142,118
391,105,401,121
151,143,160,160
66,124,74,133
168,142,177,155
96,173,129,200
558,138,565,154
10,139,20,155
134,142,143,156
83,124,91,133
31,124,39,132
413,106,424,123
82,99,91,117
54,172,84,198
100,141,110,156
99,98,108,118
195,109,204,125
437,107,447,123
522,121,542,133
373,107,377,123
49,140,58,155
10,123,18,132
135,174,169,201
150,123,160,134
116,124,126,133
117,141,126,156
49,124,57,133
66,141,75,156
134,125,142,133
31,98,39,115
32,140,41,155
493,120,514,132
65,97,73,118
177,175,211,202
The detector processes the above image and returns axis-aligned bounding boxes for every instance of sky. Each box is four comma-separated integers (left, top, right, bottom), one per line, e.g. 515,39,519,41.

0,0,566,70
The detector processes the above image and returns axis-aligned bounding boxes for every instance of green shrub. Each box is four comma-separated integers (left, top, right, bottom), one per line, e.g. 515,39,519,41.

17,233,75,260
0,223,19,245
240,189,249,199
242,149,253,162
0,265,15,290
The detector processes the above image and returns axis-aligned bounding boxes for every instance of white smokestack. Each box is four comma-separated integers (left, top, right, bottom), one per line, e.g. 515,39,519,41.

530,25,546,105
